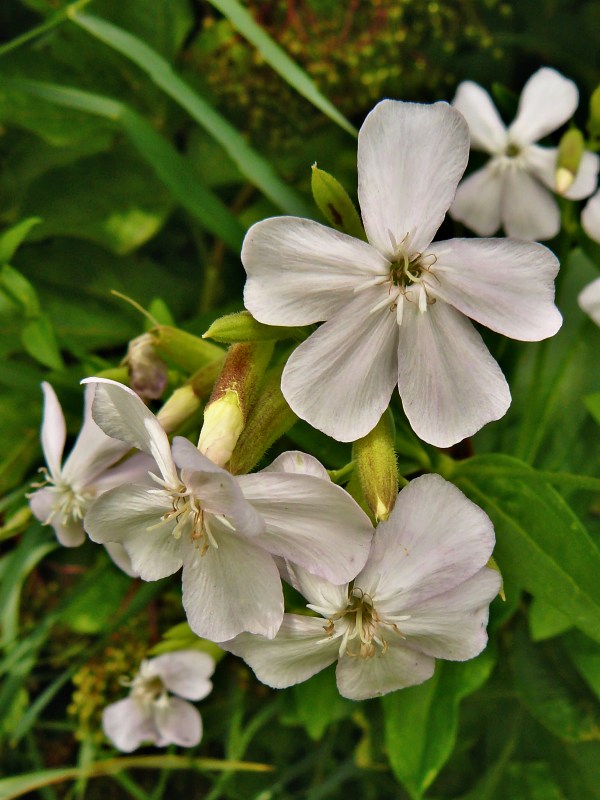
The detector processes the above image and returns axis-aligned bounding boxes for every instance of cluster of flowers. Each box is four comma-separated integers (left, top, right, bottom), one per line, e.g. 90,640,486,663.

29,67,600,751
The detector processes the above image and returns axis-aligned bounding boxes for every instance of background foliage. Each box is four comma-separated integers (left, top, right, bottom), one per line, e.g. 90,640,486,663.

1,0,600,797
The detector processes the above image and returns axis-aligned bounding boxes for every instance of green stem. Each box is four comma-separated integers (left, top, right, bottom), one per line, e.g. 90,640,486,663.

0,0,94,58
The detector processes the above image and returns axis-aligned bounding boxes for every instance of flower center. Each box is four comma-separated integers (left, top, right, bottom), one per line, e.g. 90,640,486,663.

129,665,169,709
506,142,521,158
32,469,95,525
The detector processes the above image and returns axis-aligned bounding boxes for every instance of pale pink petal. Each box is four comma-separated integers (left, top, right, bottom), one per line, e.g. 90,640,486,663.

172,437,264,538
452,81,507,153
40,382,66,481
501,166,561,240
30,488,86,546
222,615,339,688
148,651,214,701
181,532,283,641
508,67,578,146
564,151,600,200
83,378,178,486
285,563,349,613
93,452,156,494
62,384,129,488
357,475,496,610
582,190,600,243
450,161,504,236
281,288,399,443
104,542,139,577
335,642,434,700
102,697,157,752
262,451,331,481
400,567,501,660
358,100,469,255
578,276,600,326
242,217,389,325
236,471,373,584
397,299,511,448
154,697,202,748
428,238,562,341
84,486,183,581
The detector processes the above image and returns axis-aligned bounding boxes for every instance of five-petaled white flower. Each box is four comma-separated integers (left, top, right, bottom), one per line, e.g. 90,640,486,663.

102,650,214,752
242,99,562,447
451,67,599,240
83,379,373,642
222,474,501,701
29,382,151,575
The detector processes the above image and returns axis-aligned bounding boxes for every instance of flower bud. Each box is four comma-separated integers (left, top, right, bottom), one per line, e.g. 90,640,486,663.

229,364,298,475
311,164,367,240
555,128,585,194
150,325,224,373
203,310,307,344
126,333,168,400
198,342,274,467
352,409,398,521
157,360,224,434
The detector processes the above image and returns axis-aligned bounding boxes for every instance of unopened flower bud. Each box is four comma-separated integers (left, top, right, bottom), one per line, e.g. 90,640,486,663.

198,342,274,467
352,409,398,521
151,325,224,373
203,310,307,344
126,333,168,400
157,359,224,434
311,164,367,240
555,128,585,194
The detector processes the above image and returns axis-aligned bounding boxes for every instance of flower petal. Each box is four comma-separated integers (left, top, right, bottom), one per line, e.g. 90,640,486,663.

508,67,578,146
564,151,600,200
242,216,389,325
400,567,501,660
84,486,183,581
102,698,157,753
428,237,562,341
281,288,399,442
172,437,264,538
83,378,177,486
358,100,469,255
262,450,331,481
582,190,600,244
93,452,156,494
523,145,599,201
335,642,434,700
449,161,504,236
62,384,129,488
285,563,349,613
578,275,600,326
29,488,86,547
154,697,202,748
222,615,339,688
357,474,496,611
237,471,373,583
40,382,66,481
148,651,215,700
396,298,511,448
452,81,507,153
501,167,561,240
104,542,139,577
181,533,283,641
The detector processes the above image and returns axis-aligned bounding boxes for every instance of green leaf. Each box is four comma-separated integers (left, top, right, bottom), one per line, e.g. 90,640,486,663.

382,648,496,799
0,218,41,264
69,12,310,216
451,454,600,644
584,392,600,427
0,264,40,316
291,665,354,741
502,762,568,800
21,314,65,370
511,624,600,743
148,621,225,662
8,79,245,252
563,630,600,702
529,598,573,642
59,566,131,634
206,0,356,137
311,164,365,239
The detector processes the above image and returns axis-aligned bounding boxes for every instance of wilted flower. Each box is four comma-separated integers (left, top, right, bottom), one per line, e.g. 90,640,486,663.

83,379,373,642
223,474,501,701
242,100,562,447
451,67,599,240
29,382,150,575
103,650,214,752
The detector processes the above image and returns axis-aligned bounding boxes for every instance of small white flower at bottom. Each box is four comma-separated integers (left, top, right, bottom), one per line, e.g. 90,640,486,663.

221,474,501,701
102,650,215,752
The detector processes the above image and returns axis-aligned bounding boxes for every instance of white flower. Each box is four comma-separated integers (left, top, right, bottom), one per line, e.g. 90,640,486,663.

222,474,501,701
102,650,214,752
582,189,600,244
29,382,150,573
451,67,599,240
242,100,562,448
83,379,374,642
